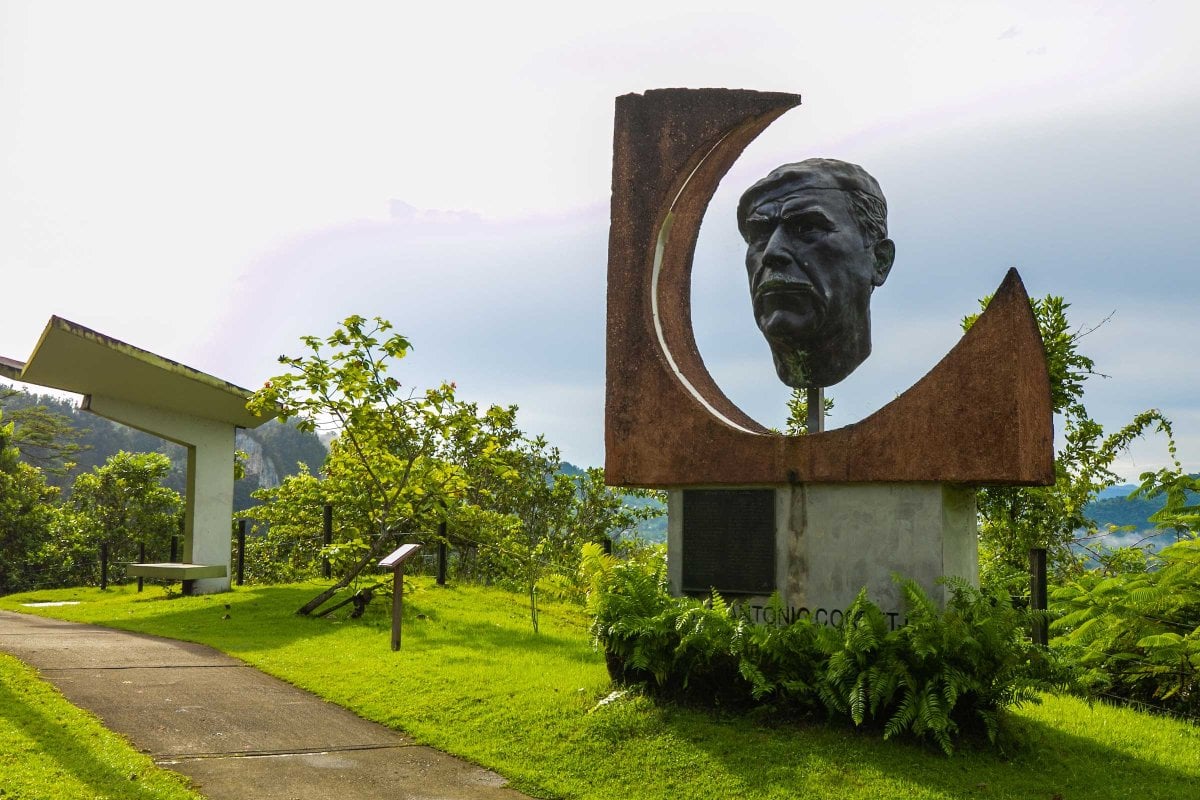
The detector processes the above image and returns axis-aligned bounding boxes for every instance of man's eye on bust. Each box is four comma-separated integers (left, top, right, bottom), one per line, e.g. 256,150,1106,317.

785,215,833,239
745,219,775,244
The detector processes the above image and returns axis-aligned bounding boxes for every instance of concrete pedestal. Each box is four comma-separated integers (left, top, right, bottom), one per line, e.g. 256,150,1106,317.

668,483,977,628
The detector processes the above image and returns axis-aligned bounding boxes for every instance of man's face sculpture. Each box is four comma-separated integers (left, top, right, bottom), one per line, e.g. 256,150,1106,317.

738,159,895,389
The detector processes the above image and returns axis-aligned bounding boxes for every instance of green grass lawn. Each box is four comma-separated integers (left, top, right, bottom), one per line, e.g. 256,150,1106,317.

3,580,1199,799
0,651,204,800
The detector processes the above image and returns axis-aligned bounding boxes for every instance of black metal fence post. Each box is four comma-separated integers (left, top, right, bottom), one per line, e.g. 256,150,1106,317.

99,542,109,590
237,519,247,586
1030,547,1048,646
137,542,146,592
437,521,448,586
323,503,333,579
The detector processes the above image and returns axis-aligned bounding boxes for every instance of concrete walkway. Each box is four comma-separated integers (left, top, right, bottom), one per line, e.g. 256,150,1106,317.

0,611,533,800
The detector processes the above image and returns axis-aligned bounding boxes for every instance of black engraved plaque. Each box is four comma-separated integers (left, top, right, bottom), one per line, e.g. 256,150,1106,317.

681,489,775,595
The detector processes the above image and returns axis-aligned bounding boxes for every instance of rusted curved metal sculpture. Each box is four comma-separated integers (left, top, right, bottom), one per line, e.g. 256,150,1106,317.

605,88,1054,487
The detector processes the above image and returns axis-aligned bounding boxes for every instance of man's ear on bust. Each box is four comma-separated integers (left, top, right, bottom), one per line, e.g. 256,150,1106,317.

871,239,895,287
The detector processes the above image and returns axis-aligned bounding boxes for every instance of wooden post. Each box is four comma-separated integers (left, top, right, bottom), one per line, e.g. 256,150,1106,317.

137,543,146,592
807,386,824,433
237,519,247,586
1030,547,1048,646
323,503,333,579
391,563,404,650
378,544,421,652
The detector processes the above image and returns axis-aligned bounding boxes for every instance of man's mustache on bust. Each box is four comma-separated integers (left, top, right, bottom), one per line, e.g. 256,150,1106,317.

752,274,828,337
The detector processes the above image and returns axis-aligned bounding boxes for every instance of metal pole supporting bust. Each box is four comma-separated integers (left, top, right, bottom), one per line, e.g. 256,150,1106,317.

378,543,422,651
806,387,824,434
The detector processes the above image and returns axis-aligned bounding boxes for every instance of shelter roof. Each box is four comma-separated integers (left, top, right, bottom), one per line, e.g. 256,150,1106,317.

1,316,273,429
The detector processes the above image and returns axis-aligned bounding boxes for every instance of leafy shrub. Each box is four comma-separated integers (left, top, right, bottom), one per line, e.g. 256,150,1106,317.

1051,537,1200,716
589,555,1058,753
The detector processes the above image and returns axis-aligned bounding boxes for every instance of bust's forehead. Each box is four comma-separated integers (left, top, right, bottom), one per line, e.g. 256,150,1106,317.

746,159,883,201
743,188,848,218
737,158,884,232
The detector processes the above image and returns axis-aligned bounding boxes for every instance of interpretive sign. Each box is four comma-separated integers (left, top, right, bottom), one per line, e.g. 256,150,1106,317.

379,543,422,651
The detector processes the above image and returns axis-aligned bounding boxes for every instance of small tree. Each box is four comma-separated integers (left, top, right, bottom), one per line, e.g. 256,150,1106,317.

238,466,328,583
0,386,86,476
0,409,63,594
248,316,499,615
784,393,833,435
69,451,182,584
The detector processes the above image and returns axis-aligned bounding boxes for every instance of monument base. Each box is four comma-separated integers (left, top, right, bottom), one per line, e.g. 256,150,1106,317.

667,483,977,628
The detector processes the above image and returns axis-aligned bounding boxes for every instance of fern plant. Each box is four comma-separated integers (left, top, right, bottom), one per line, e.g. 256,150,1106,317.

1052,537,1200,716
588,553,1058,753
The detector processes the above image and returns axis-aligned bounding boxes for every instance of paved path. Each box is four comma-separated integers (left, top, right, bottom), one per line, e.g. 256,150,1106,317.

0,611,533,800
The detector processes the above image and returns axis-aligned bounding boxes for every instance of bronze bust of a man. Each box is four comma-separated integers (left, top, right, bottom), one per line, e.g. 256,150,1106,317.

737,158,895,389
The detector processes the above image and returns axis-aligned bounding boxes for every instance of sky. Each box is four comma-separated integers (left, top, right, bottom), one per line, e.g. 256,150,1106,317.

2,0,1198,478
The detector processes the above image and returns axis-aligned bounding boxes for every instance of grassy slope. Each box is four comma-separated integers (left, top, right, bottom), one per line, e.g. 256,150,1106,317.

0,652,203,800
2,581,1199,800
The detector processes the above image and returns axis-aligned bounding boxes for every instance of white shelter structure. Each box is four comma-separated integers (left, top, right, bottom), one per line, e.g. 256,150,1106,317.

1,317,275,594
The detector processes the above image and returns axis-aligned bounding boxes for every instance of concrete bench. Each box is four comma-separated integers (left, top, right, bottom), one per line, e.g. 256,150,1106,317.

126,563,227,595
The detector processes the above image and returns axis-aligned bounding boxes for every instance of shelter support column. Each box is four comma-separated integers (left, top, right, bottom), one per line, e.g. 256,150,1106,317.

84,394,235,594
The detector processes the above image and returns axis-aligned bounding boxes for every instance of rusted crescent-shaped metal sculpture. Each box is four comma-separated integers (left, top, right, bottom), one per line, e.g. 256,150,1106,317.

605,88,1054,488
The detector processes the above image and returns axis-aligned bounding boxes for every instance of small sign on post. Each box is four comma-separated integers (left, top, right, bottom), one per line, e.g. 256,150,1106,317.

378,543,422,651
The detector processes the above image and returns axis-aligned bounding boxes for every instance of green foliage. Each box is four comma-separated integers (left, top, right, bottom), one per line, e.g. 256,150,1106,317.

590,556,1056,753
246,315,664,623
464,435,663,630
249,316,498,614
784,391,834,435
1051,537,1200,716
0,386,84,475
68,451,183,585
248,316,571,616
0,410,64,594
1,383,181,494
1133,469,1200,539
820,579,1058,752
239,466,327,583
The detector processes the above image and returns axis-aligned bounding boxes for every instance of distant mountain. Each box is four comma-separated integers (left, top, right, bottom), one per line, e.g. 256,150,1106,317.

1095,484,1139,501
1084,478,1198,532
